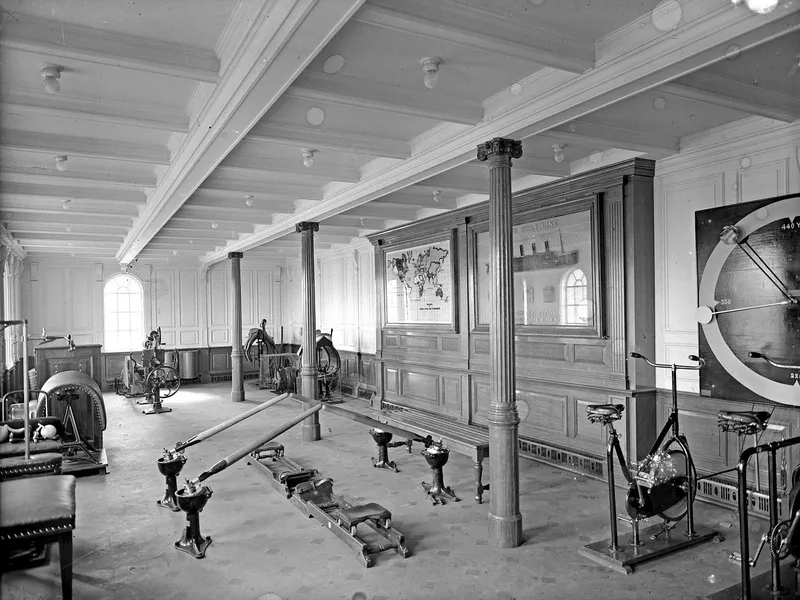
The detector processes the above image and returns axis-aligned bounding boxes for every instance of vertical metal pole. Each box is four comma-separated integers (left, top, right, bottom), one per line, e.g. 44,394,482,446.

684,444,696,538
671,364,679,438
738,456,752,600
768,449,781,594
607,427,620,551
754,433,761,492
22,319,30,461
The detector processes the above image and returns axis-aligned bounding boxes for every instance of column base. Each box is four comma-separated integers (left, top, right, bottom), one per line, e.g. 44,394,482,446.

302,422,321,442
231,389,245,403
487,511,523,548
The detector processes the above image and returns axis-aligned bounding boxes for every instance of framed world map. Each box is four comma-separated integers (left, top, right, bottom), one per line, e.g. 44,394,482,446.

385,239,453,325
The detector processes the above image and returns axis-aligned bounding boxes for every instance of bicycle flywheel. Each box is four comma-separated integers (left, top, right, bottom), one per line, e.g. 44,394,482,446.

657,447,697,522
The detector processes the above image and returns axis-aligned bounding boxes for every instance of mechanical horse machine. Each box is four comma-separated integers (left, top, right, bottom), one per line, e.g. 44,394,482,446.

164,395,409,567
244,322,297,393
118,327,180,414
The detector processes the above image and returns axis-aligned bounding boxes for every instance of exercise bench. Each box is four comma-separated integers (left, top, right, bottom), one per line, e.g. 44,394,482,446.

0,475,77,600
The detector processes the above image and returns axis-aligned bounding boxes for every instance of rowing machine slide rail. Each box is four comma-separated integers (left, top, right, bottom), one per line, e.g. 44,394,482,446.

247,441,410,568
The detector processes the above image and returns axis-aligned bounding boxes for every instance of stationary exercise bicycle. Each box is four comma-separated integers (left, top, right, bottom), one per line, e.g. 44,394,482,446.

708,351,800,600
579,352,721,574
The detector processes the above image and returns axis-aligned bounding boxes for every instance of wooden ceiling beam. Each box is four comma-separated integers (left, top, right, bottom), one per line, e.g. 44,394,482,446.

0,165,157,189
660,72,800,123
246,122,410,160
355,1,594,74
0,12,219,82
0,90,190,132
0,182,147,204
0,130,170,165
199,179,324,201
218,155,362,183
286,72,483,125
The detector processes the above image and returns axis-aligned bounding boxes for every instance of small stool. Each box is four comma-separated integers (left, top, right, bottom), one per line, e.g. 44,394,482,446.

0,452,62,481
0,475,77,600
337,503,391,536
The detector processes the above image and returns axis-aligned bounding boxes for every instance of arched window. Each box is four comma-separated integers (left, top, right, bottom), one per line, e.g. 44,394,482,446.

104,274,144,352
561,268,589,325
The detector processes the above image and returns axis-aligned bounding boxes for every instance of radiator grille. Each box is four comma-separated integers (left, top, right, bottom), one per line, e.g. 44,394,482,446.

696,475,779,520
518,438,605,478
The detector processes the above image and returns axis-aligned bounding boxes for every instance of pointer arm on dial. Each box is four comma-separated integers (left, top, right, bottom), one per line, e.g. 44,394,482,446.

629,351,704,370
696,300,793,324
720,225,797,303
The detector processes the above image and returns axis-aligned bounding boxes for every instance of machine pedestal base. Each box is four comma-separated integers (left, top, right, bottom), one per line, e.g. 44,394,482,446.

143,405,172,415
579,523,720,574
706,562,799,600
174,515,212,559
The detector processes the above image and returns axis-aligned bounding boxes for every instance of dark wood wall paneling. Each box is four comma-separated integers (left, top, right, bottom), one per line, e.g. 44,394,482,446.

368,158,658,466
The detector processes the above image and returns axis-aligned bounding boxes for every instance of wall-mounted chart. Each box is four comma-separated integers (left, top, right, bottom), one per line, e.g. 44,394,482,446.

695,193,800,405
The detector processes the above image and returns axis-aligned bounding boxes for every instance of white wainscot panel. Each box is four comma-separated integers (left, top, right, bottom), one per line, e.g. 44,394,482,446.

738,158,788,203
209,269,228,327
41,267,66,330
211,329,229,345
661,175,723,334
178,270,198,328
160,330,177,346
241,270,254,326
70,268,93,330
256,270,274,323
154,269,176,327
179,330,199,346
660,343,701,393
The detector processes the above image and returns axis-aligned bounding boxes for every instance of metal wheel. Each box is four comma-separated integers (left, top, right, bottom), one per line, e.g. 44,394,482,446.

657,446,697,522
146,365,181,398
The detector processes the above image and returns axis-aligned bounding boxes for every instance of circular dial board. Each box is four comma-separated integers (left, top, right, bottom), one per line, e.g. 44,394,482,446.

695,193,800,405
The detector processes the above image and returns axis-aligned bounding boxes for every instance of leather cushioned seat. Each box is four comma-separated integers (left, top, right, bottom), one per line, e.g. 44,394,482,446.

0,452,62,480
0,439,61,458
718,410,770,428
338,503,391,528
0,475,76,539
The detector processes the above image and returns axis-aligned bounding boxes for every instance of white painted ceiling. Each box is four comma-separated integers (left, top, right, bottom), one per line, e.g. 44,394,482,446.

0,0,798,264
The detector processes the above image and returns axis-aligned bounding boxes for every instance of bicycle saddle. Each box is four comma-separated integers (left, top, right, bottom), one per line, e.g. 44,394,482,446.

586,404,625,422
717,410,770,435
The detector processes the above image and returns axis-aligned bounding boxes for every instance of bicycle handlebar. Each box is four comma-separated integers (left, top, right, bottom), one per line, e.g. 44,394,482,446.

629,351,705,370
748,351,800,371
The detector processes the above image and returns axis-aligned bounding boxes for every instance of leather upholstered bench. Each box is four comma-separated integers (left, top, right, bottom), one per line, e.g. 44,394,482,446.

0,475,77,600
0,452,63,481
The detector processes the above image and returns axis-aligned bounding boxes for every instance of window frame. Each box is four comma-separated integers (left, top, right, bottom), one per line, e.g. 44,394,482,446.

103,273,145,353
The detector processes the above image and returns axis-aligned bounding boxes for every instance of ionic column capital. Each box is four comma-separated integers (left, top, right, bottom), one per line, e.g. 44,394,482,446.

227,252,243,260
477,138,523,165
296,221,319,234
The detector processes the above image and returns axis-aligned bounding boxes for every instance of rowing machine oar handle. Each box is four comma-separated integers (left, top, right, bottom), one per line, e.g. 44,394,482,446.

187,403,323,487
171,392,290,453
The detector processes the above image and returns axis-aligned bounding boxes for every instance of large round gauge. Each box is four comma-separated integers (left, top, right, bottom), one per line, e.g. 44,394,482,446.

695,193,800,405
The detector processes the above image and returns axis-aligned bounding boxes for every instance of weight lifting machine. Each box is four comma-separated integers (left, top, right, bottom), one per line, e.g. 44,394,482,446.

155,393,290,511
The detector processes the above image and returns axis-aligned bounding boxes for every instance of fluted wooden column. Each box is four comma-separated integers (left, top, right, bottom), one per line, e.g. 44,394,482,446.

229,252,245,402
477,137,523,548
297,222,321,442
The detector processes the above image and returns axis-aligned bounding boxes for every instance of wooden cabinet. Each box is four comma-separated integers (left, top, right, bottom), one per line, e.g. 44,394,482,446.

34,343,103,389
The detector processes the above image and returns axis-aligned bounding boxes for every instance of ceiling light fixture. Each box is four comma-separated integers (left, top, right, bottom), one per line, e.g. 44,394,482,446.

245,194,254,207
734,0,779,13
553,144,567,163
62,199,72,211
211,221,219,229
360,217,368,226
41,65,63,94
432,189,442,203
56,155,68,172
421,57,442,90
302,149,316,168
65,226,72,232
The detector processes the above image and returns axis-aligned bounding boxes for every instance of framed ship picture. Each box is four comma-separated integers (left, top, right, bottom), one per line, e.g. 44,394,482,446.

473,196,602,337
